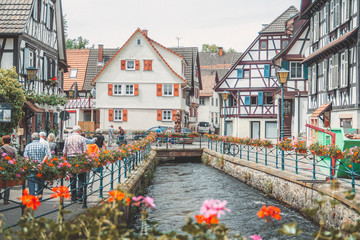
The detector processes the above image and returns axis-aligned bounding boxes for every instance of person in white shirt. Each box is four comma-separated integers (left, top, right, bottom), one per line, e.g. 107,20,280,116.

39,132,51,156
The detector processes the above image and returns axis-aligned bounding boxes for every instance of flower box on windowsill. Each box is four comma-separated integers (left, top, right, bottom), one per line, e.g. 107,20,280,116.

0,179,24,188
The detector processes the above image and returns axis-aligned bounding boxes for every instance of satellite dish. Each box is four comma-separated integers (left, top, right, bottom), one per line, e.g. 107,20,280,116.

59,111,70,121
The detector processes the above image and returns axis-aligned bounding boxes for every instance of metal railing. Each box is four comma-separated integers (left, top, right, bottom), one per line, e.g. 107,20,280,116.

0,144,151,228
207,139,360,192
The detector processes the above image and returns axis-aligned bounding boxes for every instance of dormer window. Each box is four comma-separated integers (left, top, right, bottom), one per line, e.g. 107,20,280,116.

69,69,78,78
136,39,141,46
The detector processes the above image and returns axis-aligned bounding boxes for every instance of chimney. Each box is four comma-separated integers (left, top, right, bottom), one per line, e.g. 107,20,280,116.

218,47,223,56
143,29,148,36
98,44,104,64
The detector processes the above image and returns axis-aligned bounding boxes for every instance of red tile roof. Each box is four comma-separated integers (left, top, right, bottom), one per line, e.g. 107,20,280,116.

200,74,216,97
90,28,187,85
63,49,90,91
311,102,332,117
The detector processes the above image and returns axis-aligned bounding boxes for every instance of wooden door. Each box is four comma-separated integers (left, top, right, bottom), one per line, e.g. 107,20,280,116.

279,99,292,139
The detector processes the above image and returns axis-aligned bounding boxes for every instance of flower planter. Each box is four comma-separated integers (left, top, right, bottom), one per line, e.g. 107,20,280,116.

264,145,273,149
296,149,307,154
336,153,344,160
0,179,24,188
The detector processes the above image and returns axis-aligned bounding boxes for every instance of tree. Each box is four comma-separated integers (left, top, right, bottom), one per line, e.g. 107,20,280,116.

227,48,236,53
202,44,219,53
66,36,89,49
0,68,26,136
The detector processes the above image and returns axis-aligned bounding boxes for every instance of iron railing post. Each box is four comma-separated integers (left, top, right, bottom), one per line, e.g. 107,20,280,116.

265,148,268,166
118,160,122,183
99,168,103,199
295,152,298,174
351,163,355,192
256,148,258,163
275,146,279,168
82,172,88,208
110,163,114,191
312,154,316,180
247,145,249,161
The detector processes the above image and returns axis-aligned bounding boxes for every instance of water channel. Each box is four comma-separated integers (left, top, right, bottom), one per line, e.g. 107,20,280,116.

131,160,318,239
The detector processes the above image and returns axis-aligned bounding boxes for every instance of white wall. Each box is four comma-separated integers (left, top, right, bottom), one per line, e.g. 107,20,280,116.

198,92,220,128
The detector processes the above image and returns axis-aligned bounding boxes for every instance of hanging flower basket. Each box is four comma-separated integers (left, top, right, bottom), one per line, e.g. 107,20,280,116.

0,179,24,188
336,153,344,160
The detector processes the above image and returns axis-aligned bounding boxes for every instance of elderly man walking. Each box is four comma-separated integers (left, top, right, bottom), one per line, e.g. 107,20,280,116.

63,125,88,202
39,131,51,155
24,132,49,198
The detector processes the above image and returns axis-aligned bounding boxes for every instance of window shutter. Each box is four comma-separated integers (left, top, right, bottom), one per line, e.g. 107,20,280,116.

258,92,263,106
344,49,349,87
325,3,329,34
172,110,177,121
121,60,126,70
244,96,250,106
346,0,350,21
264,65,270,78
23,47,29,74
134,84,139,96
309,17,314,45
308,66,312,93
148,60,152,70
109,109,113,121
174,84,179,96
336,1,341,27
237,69,243,79
46,4,50,29
156,84,162,96
144,60,148,70
313,65,318,94
108,84,113,95
122,109,128,122
135,60,140,70
157,110,162,121
44,56,48,79
303,63,309,80
334,53,339,89
315,12,320,42
281,60,289,70
324,59,328,90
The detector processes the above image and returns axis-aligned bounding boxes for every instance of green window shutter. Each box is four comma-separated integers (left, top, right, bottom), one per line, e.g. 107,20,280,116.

303,63,308,80
237,69,243,79
244,96,250,106
264,65,270,78
281,61,289,70
258,92,263,106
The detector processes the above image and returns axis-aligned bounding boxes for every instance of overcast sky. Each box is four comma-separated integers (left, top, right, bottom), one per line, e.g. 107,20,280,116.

63,0,301,52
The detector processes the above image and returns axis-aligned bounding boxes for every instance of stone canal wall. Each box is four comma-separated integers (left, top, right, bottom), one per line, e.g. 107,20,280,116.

202,148,360,229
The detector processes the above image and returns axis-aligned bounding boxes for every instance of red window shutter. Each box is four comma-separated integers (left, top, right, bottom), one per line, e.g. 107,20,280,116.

156,84,162,96
122,109,128,122
109,109,113,121
144,60,148,71
157,110,162,121
148,60,152,70
108,84,113,96
174,84,179,96
134,84,139,96
121,60,126,70
195,108,197,116
172,110,177,121
135,60,140,70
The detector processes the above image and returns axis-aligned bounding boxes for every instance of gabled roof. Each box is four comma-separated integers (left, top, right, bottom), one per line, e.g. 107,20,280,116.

311,102,332,117
170,47,198,84
90,28,187,85
0,0,32,34
63,49,90,91
260,6,299,34
83,48,118,91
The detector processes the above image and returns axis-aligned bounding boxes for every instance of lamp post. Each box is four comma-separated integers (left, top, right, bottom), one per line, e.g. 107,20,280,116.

221,91,230,136
276,68,289,171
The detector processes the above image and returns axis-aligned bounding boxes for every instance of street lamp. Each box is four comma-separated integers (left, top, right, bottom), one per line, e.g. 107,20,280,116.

221,91,230,136
276,68,289,171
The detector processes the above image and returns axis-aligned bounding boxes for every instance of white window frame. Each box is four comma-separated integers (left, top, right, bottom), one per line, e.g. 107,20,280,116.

69,69,78,79
114,109,123,121
113,84,122,95
340,52,346,87
29,51,34,67
126,60,135,70
290,62,302,79
163,84,173,96
199,97,205,105
65,112,76,128
125,84,134,95
265,121,277,139
329,57,333,89
136,38,141,46
215,113,218,125
162,110,172,121
215,98,218,107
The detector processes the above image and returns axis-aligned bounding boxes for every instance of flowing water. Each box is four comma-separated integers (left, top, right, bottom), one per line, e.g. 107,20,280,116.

131,161,318,239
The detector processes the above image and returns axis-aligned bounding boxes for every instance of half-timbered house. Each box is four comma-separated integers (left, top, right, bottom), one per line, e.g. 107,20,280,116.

214,6,298,139
0,0,67,144
300,0,359,140
272,15,310,138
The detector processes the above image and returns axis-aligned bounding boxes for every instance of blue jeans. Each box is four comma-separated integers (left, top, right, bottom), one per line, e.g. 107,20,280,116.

29,176,45,196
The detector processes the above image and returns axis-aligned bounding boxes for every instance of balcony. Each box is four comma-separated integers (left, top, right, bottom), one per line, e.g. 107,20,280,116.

20,79,61,96
190,96,199,105
66,98,96,109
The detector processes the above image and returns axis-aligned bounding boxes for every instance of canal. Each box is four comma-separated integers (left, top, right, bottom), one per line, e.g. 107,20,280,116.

131,160,318,239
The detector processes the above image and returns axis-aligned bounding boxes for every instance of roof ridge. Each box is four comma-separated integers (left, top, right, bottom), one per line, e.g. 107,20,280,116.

149,38,184,59
260,5,299,33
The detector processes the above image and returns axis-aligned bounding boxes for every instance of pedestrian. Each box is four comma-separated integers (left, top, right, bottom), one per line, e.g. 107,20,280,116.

23,132,49,199
63,125,88,203
0,135,17,204
47,133,58,158
165,127,173,147
108,125,114,147
93,129,106,150
155,126,162,147
39,132,51,156
118,126,126,145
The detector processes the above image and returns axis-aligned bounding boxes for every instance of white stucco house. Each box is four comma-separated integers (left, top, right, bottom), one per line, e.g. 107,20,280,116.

90,29,189,131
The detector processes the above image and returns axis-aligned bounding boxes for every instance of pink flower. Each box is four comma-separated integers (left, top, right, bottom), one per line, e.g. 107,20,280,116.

143,196,156,209
249,234,262,240
16,174,20,177
200,199,231,218
1,153,6,157
8,160,15,165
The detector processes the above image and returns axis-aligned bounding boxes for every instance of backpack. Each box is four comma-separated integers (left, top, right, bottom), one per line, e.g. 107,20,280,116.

119,129,125,135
